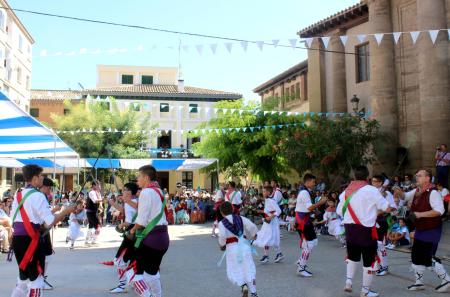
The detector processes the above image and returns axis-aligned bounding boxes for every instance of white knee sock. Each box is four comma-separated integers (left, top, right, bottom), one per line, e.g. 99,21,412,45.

44,255,52,277
346,260,358,285
362,267,374,293
377,241,388,268
430,259,450,283
85,229,92,243
132,275,151,297
412,264,425,285
144,272,162,297
246,280,256,294
10,278,28,297
298,240,315,267
274,246,281,254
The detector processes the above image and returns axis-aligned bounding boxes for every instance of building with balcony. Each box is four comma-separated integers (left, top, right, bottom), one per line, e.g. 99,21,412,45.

30,65,241,192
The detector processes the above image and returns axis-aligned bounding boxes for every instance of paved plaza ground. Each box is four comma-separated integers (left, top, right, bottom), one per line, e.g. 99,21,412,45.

0,222,449,297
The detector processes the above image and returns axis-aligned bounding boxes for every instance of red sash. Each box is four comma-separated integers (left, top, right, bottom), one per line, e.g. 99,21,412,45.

146,183,168,218
343,181,378,240
16,191,41,271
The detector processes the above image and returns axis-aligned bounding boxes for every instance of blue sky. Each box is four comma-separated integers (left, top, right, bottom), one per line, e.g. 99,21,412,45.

10,0,359,102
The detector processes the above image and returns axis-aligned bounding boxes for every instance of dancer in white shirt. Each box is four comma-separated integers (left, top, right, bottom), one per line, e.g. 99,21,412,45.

337,166,392,297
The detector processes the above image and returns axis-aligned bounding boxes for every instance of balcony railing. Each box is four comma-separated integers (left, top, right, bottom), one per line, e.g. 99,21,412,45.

149,147,198,159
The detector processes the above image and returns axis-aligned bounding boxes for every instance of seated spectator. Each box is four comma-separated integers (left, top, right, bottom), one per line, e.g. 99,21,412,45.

401,174,415,191
175,199,189,224
386,218,410,249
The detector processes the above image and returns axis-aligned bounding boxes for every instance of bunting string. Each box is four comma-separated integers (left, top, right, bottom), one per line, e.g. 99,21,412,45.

36,28,450,58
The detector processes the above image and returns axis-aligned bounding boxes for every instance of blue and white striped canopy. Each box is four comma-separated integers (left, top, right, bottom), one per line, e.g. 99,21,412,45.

0,92,78,158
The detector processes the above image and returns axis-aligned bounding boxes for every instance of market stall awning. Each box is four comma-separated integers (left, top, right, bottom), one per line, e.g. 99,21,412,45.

17,158,61,168
119,159,152,170
86,158,120,169
0,92,78,158
0,158,25,168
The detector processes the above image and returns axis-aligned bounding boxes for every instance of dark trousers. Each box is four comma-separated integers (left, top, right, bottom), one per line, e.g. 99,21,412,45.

13,236,45,281
436,166,449,188
135,245,167,275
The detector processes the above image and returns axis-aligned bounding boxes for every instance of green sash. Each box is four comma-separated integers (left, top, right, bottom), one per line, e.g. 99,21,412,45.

12,189,38,223
341,192,355,218
134,198,167,249
229,191,237,203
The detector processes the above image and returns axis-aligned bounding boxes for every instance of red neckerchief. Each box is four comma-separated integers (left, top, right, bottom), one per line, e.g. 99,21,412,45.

415,183,435,196
145,181,168,217
225,188,235,200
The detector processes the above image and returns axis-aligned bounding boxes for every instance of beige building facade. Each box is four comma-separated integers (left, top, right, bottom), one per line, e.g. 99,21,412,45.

30,65,241,193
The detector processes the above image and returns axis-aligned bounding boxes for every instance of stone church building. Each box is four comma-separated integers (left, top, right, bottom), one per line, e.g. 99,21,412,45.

256,0,450,174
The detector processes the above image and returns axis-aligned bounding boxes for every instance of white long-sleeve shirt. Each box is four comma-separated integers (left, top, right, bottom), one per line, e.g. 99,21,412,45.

337,185,389,227
403,189,445,215
295,189,312,213
88,190,102,203
218,214,258,246
124,198,138,224
225,190,242,205
135,188,167,227
10,188,54,226
264,198,281,217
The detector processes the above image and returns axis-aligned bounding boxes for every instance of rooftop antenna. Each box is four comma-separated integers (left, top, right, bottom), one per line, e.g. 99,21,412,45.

178,39,183,80
177,39,184,92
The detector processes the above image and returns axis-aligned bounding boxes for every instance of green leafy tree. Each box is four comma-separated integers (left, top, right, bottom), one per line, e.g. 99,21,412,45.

52,99,153,159
192,99,295,181
52,99,155,185
279,115,380,181
193,99,381,183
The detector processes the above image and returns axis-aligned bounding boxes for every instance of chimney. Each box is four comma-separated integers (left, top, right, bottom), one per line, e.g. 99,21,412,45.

177,79,185,93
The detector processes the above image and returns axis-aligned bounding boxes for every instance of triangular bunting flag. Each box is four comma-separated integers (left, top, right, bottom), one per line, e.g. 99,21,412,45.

195,44,203,55
448,29,450,40
374,33,384,46
288,38,297,49
304,38,313,48
256,41,264,51
271,111,277,115
393,32,402,44
410,31,420,44
272,39,280,48
250,127,254,132
239,110,244,115
210,44,218,54
240,41,248,52
224,42,233,53
321,36,330,49
428,30,439,45
340,35,348,46
182,45,189,53
357,34,366,43
264,111,269,115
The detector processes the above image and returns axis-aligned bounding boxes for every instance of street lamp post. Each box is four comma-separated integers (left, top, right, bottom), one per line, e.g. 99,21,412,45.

350,94,365,118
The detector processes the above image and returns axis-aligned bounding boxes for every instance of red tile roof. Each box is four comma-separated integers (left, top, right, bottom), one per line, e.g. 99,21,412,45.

298,1,368,38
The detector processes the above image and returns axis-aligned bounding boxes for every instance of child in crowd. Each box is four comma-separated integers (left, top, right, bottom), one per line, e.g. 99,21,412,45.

386,218,410,249
67,199,86,250
317,200,345,247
